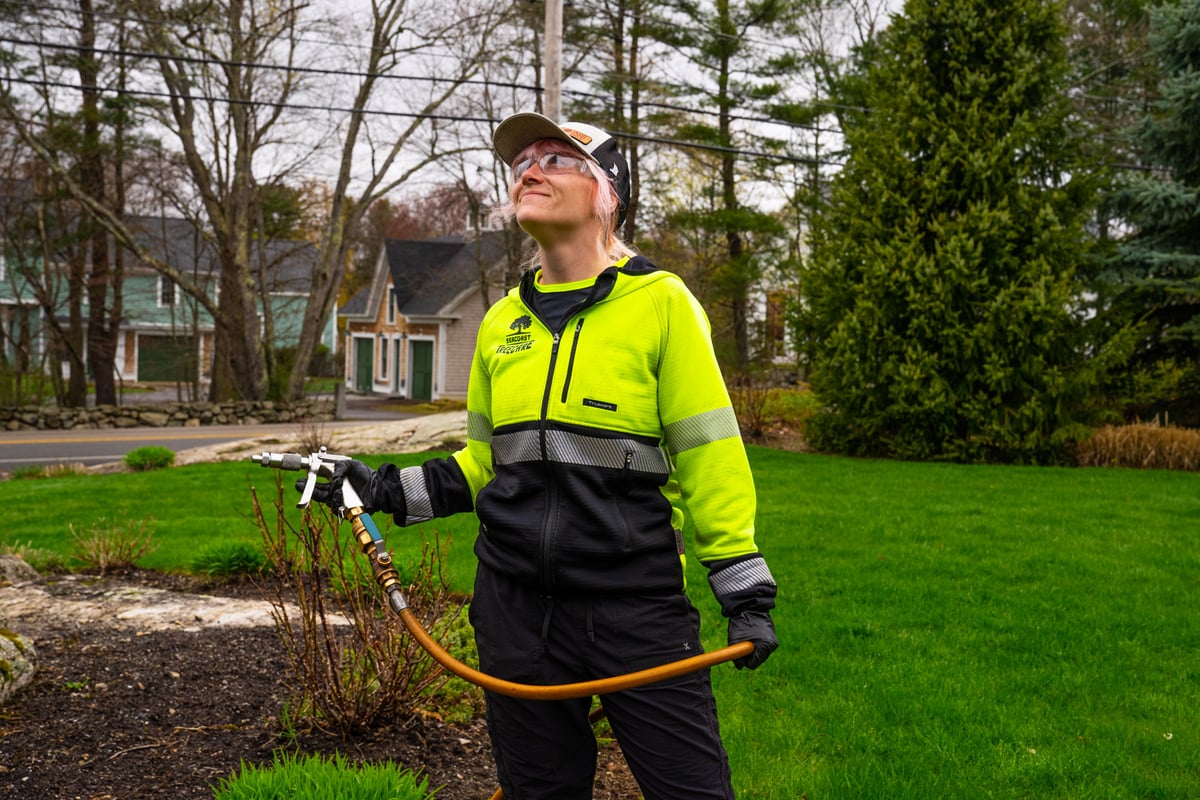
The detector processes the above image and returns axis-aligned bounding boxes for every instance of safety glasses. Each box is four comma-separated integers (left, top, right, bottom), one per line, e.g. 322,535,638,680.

512,152,590,181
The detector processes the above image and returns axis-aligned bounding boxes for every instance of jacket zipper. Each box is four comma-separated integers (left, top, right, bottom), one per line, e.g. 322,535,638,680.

525,291,597,593
537,330,565,592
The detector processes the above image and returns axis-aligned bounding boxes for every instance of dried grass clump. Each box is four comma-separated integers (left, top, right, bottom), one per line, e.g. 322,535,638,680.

1076,421,1200,471
69,516,158,574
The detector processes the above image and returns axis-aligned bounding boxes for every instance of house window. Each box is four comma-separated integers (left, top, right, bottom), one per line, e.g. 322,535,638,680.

158,276,179,307
387,287,397,325
0,253,6,282
378,335,389,380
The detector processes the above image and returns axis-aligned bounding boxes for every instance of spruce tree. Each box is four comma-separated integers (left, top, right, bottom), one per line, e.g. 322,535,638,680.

1102,0,1200,425
794,0,1096,462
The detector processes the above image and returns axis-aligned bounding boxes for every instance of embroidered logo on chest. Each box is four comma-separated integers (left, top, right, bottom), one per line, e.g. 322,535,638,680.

497,314,535,355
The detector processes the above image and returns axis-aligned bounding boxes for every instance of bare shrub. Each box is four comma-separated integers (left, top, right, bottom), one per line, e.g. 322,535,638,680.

251,479,468,737
295,416,327,456
69,516,157,574
728,375,772,440
1076,419,1200,471
728,378,818,448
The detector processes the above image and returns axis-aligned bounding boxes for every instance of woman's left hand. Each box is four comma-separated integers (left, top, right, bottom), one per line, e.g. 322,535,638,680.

727,610,778,670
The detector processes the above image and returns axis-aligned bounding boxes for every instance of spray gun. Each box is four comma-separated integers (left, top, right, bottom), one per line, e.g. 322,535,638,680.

251,447,408,614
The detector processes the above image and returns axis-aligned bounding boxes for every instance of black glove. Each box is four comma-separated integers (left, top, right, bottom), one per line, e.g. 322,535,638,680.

296,459,381,513
728,610,778,670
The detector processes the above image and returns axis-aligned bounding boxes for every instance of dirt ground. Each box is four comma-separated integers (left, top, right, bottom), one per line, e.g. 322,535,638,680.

0,570,641,800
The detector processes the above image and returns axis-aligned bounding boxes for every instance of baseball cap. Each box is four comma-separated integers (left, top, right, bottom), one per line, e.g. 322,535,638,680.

493,112,631,228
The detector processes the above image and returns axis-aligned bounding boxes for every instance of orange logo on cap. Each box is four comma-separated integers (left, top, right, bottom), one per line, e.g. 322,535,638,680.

563,128,594,146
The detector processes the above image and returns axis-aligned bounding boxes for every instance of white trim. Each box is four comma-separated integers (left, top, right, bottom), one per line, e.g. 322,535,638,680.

157,276,180,307
378,333,389,383
436,322,448,401
393,337,405,394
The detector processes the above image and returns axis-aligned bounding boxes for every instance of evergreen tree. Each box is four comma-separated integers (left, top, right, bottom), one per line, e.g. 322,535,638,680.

795,0,1097,462
649,0,802,370
1101,0,1200,426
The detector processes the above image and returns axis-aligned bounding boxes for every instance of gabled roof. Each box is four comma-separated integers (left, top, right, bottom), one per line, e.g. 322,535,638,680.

122,216,316,294
340,282,373,317
341,231,507,321
0,188,314,293
123,215,213,274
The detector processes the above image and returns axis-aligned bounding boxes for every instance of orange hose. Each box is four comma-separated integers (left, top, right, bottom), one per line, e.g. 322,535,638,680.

398,606,753,700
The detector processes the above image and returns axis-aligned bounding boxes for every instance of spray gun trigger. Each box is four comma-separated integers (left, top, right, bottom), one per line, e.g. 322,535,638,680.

297,470,318,508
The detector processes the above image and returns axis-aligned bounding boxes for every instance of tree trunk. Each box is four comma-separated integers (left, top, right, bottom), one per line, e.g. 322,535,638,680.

283,223,344,401
208,231,267,401
78,0,118,406
64,246,88,407
717,0,749,369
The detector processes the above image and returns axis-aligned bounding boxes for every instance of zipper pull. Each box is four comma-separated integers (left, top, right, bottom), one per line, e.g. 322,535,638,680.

617,450,634,492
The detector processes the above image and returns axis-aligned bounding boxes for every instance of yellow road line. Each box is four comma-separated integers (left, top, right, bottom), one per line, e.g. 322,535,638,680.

0,431,263,445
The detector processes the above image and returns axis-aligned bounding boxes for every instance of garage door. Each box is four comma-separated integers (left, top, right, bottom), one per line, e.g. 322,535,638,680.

138,334,196,382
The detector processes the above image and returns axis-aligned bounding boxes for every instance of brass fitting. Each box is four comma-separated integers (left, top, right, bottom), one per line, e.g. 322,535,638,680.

349,511,404,595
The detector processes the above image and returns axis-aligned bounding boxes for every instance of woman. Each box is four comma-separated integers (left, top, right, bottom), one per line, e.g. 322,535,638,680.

309,112,778,799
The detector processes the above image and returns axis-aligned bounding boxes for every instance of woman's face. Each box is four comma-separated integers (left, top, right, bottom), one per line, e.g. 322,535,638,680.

510,140,598,238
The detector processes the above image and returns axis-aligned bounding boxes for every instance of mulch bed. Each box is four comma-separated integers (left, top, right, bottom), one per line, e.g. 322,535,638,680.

0,571,640,799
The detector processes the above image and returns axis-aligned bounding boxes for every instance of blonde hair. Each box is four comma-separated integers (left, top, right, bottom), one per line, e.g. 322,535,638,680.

494,140,637,265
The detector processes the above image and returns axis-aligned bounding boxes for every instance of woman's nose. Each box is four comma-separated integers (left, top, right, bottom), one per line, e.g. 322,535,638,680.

521,161,545,182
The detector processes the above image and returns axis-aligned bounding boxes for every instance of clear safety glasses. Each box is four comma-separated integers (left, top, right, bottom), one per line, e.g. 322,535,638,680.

511,152,590,181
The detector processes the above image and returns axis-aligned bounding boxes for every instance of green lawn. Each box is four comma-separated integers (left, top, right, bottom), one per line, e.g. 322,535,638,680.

2,448,1197,799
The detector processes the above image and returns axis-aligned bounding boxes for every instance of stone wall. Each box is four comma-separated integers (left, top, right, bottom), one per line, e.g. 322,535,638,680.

0,399,336,431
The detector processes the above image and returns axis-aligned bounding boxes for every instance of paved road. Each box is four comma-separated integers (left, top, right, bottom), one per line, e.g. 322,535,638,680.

0,397,414,473
0,423,375,472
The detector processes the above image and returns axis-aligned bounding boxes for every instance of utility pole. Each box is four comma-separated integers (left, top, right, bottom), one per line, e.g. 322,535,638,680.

544,0,563,121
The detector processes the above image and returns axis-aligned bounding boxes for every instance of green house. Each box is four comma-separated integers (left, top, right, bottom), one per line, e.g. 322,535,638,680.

0,207,335,392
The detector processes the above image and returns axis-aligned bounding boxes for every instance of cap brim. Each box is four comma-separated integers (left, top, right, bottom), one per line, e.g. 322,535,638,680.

493,112,594,166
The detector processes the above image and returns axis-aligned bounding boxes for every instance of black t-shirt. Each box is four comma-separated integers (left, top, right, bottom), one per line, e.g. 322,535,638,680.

529,284,593,332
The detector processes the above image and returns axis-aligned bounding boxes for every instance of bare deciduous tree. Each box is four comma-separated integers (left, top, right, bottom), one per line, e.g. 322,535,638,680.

3,0,514,402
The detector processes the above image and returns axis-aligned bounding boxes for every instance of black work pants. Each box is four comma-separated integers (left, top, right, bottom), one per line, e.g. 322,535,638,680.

469,564,735,800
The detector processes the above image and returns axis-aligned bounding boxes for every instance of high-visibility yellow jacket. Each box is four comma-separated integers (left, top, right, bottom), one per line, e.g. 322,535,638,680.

383,256,775,614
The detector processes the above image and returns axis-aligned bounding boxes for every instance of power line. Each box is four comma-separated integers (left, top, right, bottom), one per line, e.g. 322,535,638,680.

0,34,531,95
2,0,430,61
3,75,493,124
618,129,840,167
570,0,805,58
11,0,813,75
564,85,846,138
3,75,843,168
2,33,847,137
7,0,866,129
